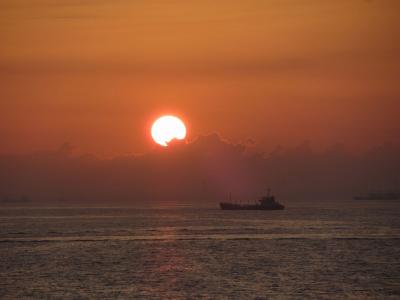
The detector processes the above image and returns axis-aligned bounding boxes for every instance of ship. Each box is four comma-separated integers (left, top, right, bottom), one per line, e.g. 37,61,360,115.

353,191,400,200
220,190,285,210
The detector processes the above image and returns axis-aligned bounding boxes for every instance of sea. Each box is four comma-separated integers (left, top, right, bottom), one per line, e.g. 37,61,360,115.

0,200,399,299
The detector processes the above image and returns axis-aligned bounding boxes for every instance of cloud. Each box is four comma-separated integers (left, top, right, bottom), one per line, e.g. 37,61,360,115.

0,134,399,206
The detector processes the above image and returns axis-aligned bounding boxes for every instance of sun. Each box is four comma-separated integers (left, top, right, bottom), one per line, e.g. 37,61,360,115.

151,115,187,147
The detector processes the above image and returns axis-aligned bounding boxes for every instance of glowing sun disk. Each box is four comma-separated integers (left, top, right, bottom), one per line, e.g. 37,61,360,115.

151,115,187,146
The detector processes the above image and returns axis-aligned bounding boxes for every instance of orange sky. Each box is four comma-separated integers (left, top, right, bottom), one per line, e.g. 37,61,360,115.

1,0,399,156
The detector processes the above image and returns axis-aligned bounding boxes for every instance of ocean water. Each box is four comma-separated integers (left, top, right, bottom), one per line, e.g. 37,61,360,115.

0,201,399,299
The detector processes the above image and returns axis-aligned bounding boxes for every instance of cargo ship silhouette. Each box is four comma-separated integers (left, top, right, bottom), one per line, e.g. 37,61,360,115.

353,191,400,200
220,189,284,210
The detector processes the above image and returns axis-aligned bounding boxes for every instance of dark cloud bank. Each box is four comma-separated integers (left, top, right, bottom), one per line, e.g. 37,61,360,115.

0,134,399,207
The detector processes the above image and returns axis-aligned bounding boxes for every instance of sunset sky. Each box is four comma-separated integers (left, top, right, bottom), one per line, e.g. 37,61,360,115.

1,0,399,156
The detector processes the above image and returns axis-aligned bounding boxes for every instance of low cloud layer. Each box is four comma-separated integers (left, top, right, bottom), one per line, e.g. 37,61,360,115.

0,134,399,206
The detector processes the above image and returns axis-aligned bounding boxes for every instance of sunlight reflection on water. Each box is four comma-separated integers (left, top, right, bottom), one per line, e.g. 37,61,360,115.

0,203,399,298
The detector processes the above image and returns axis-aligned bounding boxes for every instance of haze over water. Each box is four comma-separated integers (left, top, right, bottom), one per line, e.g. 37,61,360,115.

1,1,399,298
1,200,399,299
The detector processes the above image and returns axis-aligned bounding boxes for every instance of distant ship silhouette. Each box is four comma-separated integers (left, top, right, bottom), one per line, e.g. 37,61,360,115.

353,191,400,200
220,189,285,210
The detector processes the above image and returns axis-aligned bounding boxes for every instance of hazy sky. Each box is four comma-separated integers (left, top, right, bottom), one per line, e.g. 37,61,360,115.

1,0,399,156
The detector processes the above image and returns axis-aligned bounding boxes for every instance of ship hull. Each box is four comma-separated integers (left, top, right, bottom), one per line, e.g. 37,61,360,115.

353,196,399,200
353,193,400,201
219,203,284,210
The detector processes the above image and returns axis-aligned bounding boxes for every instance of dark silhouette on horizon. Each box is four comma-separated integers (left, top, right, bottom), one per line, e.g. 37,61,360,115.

0,134,399,206
220,189,285,210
